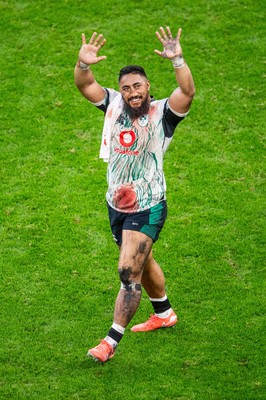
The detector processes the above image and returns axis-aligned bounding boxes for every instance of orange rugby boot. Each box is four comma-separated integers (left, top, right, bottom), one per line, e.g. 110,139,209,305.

131,310,178,332
87,339,115,363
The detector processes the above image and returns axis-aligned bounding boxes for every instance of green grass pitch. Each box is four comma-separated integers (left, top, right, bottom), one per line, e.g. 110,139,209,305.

1,0,265,399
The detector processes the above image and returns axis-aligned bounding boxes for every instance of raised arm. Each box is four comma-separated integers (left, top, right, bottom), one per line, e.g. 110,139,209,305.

155,26,195,114
74,32,107,103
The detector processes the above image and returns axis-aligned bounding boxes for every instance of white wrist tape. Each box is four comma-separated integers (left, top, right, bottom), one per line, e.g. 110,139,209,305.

79,61,90,70
171,55,186,69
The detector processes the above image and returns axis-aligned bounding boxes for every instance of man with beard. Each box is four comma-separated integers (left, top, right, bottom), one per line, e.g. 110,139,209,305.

74,26,195,362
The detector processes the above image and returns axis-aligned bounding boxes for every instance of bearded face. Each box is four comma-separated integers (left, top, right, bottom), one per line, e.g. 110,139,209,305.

119,73,151,119
122,94,150,119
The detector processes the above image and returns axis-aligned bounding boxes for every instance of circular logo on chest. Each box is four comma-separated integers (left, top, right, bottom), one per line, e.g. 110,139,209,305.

119,130,136,147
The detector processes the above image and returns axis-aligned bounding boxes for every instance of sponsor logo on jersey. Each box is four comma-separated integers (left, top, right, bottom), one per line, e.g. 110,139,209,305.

119,130,136,147
114,148,139,156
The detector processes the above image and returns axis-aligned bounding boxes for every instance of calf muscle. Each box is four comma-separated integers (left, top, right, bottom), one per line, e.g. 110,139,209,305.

114,231,153,327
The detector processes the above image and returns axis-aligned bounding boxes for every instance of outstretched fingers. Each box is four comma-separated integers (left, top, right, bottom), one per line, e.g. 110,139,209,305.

88,32,106,48
156,26,173,42
154,26,183,58
82,32,107,49
89,31,98,44
154,29,165,56
155,27,166,45
176,27,182,41
81,33,86,45
166,26,173,38
94,33,103,46
155,26,181,42
154,26,172,58
96,35,106,49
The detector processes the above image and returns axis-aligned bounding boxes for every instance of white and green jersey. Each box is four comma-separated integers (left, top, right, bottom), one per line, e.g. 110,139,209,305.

94,89,186,213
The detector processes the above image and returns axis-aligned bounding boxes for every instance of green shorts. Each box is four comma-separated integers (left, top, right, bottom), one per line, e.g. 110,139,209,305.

107,201,167,246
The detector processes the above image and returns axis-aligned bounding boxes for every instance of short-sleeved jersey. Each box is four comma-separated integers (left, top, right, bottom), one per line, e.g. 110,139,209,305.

95,88,185,213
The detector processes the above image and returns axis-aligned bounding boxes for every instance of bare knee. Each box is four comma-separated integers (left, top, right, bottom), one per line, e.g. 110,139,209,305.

118,267,132,284
118,267,142,292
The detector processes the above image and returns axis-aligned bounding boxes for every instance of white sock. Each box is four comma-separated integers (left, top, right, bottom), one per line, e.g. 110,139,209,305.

104,336,118,348
149,295,168,302
104,323,125,348
111,322,125,334
155,308,173,319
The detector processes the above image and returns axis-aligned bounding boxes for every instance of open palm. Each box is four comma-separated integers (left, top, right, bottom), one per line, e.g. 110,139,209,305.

79,32,107,65
154,26,183,59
